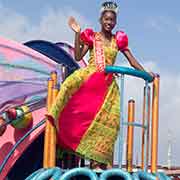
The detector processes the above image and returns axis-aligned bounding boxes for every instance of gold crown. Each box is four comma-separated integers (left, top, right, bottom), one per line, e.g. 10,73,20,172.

100,1,118,14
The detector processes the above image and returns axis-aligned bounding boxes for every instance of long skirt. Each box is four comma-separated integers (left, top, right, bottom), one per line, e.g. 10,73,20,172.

49,65,120,165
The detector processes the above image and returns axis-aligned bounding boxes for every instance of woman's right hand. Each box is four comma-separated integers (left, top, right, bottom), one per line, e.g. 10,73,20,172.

68,16,81,33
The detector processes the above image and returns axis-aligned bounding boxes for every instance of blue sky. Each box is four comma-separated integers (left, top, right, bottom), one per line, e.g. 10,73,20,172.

1,0,180,72
0,0,180,166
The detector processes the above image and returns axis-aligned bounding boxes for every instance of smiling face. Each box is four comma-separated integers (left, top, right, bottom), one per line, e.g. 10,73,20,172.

100,11,117,33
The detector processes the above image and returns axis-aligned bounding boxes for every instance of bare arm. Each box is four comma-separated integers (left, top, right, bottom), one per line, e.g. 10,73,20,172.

68,16,89,61
74,32,89,61
122,49,155,78
122,49,145,71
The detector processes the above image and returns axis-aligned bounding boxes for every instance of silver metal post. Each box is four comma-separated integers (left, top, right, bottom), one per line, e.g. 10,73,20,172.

118,74,125,168
143,81,150,171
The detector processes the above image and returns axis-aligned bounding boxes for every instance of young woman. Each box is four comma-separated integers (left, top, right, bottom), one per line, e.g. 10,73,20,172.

48,1,153,168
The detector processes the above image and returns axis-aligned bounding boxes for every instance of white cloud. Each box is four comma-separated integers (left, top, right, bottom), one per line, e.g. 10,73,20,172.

145,17,163,32
145,16,180,33
158,72,180,165
0,4,92,43
176,24,180,33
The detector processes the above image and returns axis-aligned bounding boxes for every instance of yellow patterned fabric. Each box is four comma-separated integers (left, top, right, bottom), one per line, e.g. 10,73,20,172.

50,66,96,131
49,33,120,165
77,80,120,165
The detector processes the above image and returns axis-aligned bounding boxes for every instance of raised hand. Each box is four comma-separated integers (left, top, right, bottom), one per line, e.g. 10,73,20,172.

68,16,81,33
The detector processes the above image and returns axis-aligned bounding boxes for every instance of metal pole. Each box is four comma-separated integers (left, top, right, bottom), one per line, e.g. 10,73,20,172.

61,64,67,83
142,84,151,171
43,71,57,168
126,99,135,172
144,82,151,172
151,75,160,173
118,74,125,168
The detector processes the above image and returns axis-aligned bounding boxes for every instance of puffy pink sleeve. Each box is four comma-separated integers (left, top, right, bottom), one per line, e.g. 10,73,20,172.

80,28,94,48
115,31,129,51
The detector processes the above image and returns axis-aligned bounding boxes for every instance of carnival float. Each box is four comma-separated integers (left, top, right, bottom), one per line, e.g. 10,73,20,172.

0,36,173,179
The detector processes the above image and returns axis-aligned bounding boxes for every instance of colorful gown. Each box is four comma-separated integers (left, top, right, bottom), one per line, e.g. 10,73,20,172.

49,29,128,165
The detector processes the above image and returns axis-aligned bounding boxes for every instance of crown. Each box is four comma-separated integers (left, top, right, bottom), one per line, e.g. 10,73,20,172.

100,1,118,14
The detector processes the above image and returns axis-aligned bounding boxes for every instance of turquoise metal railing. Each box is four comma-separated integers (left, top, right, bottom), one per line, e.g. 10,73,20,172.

59,168,98,180
105,66,153,82
99,168,132,180
25,167,171,180
25,167,62,180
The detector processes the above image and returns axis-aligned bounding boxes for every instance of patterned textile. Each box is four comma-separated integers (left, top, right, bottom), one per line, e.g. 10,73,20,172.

49,29,127,165
94,32,105,72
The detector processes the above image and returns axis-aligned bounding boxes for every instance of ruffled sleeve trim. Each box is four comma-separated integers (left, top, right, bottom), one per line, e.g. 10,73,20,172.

80,28,94,48
115,31,129,52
